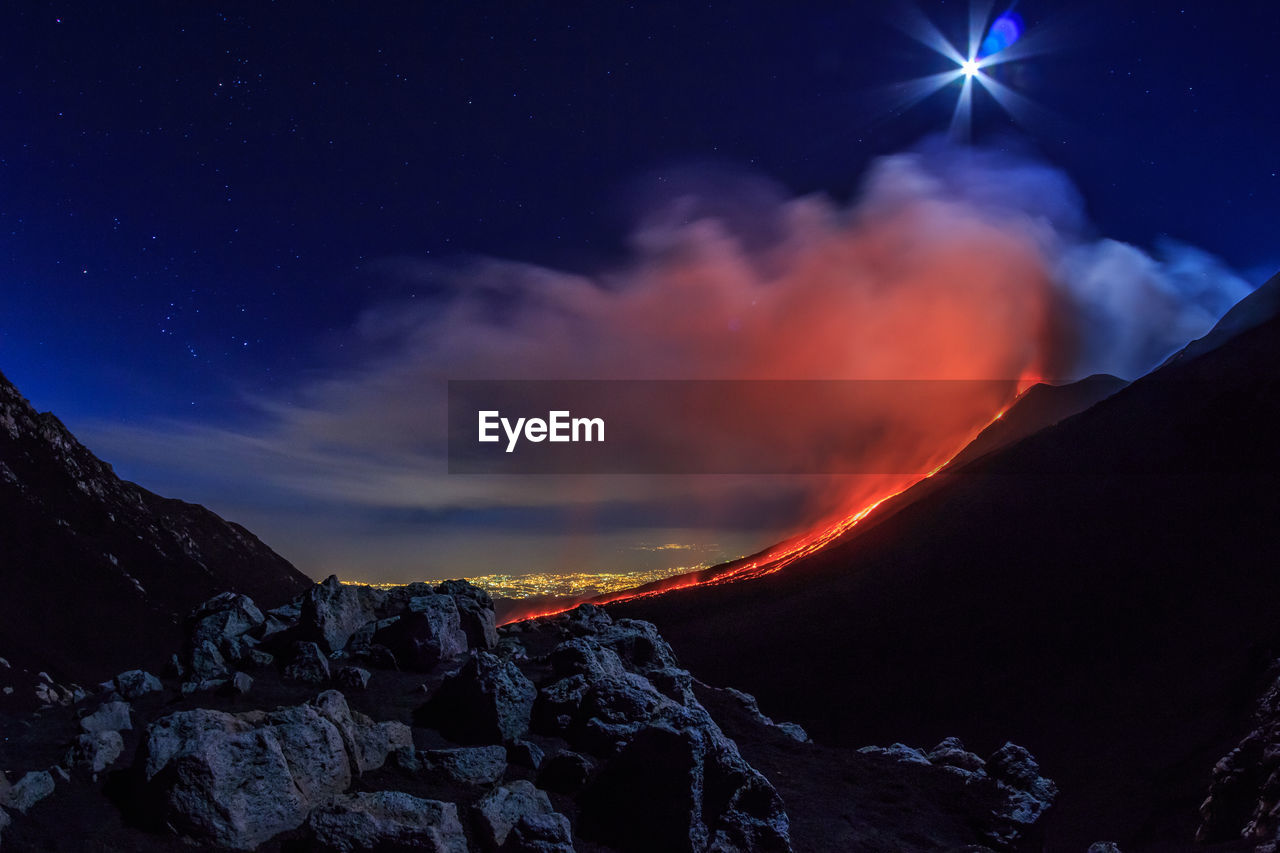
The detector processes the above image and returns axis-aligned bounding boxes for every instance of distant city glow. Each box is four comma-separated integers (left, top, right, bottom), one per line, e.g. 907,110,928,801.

342,564,719,600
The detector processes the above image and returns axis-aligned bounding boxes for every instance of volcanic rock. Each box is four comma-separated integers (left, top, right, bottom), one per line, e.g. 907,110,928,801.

6,770,54,814
300,575,386,653
66,730,125,774
110,669,163,700
537,750,594,793
926,737,986,773
501,811,576,853
420,745,509,785
578,718,790,853
473,780,564,850
228,671,253,695
1198,662,1280,846
374,595,469,671
420,651,537,744
283,640,331,684
187,639,230,684
305,791,468,853
334,665,372,691
507,739,546,771
79,700,132,733
440,582,500,651
715,686,809,744
138,691,404,848
854,736,1055,846
189,592,264,651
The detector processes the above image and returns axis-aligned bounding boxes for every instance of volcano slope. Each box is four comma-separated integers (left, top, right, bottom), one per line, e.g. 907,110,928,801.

613,276,1280,850
0,369,311,695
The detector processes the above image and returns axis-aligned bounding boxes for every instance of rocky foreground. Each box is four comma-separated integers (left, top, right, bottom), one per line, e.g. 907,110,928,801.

0,576,1062,851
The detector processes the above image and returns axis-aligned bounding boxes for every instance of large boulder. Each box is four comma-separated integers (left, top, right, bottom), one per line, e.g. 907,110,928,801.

473,781,566,851
312,689,413,775
306,791,468,853
189,592,265,651
334,666,372,691
420,652,537,744
188,640,230,684
67,730,125,774
501,811,576,853
139,692,404,849
436,579,500,650
5,770,54,814
854,735,1056,847
300,575,387,653
80,700,132,733
373,595,469,671
578,716,790,853
283,641,331,684
533,637,672,752
986,742,1059,842
112,669,163,700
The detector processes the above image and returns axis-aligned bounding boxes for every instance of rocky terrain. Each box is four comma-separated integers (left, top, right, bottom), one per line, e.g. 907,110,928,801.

0,370,311,697
0,575,1060,851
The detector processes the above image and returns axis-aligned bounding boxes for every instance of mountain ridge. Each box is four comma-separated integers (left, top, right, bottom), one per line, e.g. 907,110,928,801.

0,368,311,692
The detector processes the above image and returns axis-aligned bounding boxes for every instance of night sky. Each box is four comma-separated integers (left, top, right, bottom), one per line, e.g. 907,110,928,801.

3,1,1278,582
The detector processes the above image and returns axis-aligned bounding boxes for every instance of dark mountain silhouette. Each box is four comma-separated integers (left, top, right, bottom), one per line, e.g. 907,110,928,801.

0,370,310,690
946,373,1128,469
614,273,1280,850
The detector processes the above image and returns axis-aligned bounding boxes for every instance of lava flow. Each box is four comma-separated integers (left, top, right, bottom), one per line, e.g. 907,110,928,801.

503,387,1030,625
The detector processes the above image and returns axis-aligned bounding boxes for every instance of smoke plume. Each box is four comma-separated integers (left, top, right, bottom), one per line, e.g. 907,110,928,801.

86,139,1255,580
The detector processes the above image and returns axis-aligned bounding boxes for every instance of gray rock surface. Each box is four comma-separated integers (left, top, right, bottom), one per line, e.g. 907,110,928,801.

139,691,404,849
189,592,265,650
501,811,576,853
422,651,537,744
67,730,125,774
474,780,561,850
420,745,508,785
7,770,55,814
375,595,469,671
306,790,468,853
335,665,371,691
112,669,163,700
80,700,132,733
301,575,386,653
283,640,331,684
507,739,546,771
312,689,413,775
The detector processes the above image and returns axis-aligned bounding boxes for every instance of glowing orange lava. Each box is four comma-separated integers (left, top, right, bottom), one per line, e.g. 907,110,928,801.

503,387,1029,626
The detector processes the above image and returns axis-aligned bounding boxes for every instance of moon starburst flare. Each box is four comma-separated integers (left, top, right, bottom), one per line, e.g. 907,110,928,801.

892,3,1046,139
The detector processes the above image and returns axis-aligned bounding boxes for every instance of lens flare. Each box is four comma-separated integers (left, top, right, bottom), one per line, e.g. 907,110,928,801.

888,2,1049,140
980,13,1022,58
